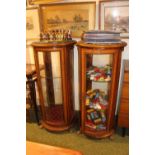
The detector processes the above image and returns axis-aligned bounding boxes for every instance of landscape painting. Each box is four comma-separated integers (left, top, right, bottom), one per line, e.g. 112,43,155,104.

99,1,129,38
26,8,40,40
104,6,129,33
40,3,96,37
26,17,34,30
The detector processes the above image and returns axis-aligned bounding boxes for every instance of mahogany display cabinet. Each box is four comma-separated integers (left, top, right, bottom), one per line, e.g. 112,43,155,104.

32,41,76,131
77,41,127,138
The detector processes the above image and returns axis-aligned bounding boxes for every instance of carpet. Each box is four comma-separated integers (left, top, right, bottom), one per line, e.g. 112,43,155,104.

26,123,129,155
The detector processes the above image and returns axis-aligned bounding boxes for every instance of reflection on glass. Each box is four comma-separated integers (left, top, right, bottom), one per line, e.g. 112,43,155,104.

38,51,64,122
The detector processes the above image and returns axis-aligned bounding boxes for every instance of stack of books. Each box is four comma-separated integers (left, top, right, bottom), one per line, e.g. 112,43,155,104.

81,30,121,43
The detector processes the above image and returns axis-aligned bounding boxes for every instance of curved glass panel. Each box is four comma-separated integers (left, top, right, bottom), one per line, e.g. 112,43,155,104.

38,51,64,123
85,53,113,131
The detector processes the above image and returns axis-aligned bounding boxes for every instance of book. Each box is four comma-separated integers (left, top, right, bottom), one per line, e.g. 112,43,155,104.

81,30,121,43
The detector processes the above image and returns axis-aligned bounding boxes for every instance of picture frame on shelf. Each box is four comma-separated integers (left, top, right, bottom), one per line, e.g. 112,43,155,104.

26,7,41,40
99,1,129,38
39,2,96,38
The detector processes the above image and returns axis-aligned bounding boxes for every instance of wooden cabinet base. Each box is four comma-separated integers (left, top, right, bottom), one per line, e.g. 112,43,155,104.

83,128,114,139
41,121,71,132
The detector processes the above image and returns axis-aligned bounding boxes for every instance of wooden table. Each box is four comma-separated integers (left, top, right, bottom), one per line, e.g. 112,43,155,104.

26,64,44,124
26,141,83,155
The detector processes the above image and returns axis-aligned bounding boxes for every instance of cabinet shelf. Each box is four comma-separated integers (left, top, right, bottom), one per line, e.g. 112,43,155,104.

87,79,111,83
40,76,62,80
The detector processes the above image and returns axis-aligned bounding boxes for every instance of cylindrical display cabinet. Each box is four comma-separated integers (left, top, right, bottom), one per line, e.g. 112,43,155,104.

77,41,127,138
32,41,76,131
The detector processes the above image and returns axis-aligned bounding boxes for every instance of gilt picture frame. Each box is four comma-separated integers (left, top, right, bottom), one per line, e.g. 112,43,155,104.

39,2,96,38
28,0,64,5
99,1,129,38
26,7,41,40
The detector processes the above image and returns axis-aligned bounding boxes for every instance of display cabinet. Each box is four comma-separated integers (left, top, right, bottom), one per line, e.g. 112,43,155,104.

32,41,76,131
77,41,127,138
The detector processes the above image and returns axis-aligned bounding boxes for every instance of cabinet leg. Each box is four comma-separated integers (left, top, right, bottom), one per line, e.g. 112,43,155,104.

109,135,114,140
39,124,44,129
122,127,126,137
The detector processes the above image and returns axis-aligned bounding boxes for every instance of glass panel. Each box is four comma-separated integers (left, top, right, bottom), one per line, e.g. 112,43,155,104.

38,51,64,122
85,53,113,131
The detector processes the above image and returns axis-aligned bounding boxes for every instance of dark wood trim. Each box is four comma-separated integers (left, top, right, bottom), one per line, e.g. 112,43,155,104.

43,52,55,105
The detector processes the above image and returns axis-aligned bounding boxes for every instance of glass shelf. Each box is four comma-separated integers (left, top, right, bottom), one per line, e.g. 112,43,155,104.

40,76,62,80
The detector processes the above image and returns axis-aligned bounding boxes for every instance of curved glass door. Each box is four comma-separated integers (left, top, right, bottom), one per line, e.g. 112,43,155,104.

85,53,113,131
37,51,64,124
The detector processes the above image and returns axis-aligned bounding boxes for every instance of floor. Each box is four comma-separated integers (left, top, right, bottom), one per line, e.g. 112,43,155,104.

26,123,129,155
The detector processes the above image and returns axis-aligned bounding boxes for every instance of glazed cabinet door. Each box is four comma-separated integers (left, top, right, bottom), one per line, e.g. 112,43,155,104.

35,50,65,126
80,48,115,135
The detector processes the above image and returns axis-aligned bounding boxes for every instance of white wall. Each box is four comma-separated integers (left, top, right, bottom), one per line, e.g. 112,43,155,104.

26,0,129,112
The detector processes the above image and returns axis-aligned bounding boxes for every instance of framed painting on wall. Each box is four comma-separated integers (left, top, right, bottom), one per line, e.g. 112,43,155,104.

26,7,40,40
28,0,64,5
99,1,129,38
39,2,96,38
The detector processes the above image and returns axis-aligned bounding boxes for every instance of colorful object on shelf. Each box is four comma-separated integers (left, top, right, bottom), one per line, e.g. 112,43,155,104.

87,65,112,82
86,89,108,108
40,29,72,42
85,89,108,131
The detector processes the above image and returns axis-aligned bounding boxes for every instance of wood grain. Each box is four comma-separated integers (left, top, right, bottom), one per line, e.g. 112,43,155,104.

76,41,127,138
26,141,83,155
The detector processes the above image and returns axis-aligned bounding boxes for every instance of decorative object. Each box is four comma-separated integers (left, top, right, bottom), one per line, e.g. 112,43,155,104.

40,2,96,38
39,29,72,42
76,40,127,138
32,40,76,131
26,7,40,40
99,1,129,38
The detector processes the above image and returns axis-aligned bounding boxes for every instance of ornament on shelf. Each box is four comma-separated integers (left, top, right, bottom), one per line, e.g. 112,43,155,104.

85,89,108,131
86,65,112,82
40,29,72,42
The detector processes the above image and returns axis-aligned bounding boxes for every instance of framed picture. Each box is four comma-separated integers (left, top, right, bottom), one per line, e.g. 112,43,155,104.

26,7,41,40
28,0,64,5
99,1,129,38
39,2,96,38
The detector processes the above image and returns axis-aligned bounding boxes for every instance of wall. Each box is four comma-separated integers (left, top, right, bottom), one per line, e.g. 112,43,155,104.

26,0,129,112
